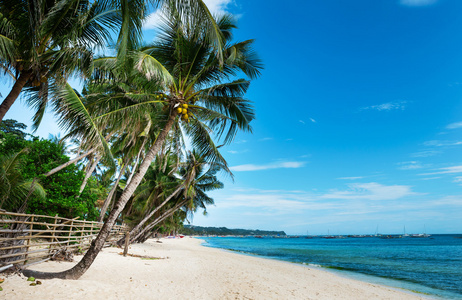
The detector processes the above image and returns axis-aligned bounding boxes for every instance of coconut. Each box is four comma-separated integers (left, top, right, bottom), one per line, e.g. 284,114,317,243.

182,109,187,115
182,103,188,109
177,107,183,114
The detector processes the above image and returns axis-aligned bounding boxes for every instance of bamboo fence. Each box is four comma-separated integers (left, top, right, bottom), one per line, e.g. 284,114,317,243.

0,210,127,270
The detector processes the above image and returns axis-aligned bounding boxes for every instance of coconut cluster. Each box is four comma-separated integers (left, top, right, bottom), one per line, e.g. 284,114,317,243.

177,103,190,122
155,93,167,100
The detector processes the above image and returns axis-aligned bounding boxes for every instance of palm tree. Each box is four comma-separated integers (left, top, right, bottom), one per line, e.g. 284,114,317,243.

121,151,181,235
23,3,261,280
129,150,224,244
0,149,46,212
0,0,228,125
0,0,122,122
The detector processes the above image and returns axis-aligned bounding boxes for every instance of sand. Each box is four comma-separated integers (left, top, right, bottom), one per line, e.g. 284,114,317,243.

1,237,429,300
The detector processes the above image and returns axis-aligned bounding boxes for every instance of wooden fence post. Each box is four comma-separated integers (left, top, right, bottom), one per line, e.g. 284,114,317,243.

67,219,74,247
23,216,34,265
49,215,58,255
88,222,94,248
123,231,130,257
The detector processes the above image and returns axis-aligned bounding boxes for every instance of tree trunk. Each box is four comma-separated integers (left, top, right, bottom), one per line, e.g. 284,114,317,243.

78,155,101,195
44,149,96,177
22,111,178,280
131,199,187,243
98,160,129,222
117,185,183,246
0,72,32,122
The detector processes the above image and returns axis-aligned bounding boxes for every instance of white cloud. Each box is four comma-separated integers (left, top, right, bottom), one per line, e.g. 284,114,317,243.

219,193,318,212
446,122,462,129
361,101,406,111
453,177,462,184
420,177,440,180
259,137,273,142
400,0,438,6
299,120,305,124
230,161,306,172
227,149,248,154
397,161,424,170
337,176,364,180
310,118,316,123
420,165,462,176
321,182,418,201
424,140,462,147
411,150,441,157
143,0,235,29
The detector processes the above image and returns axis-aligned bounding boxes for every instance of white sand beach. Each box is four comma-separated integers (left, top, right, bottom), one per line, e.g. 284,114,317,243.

2,237,428,300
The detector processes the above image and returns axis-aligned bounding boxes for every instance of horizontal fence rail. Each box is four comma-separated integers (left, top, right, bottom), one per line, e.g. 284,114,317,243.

0,211,127,270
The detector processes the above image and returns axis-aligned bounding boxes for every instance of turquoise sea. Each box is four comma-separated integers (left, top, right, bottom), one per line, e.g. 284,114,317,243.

202,235,462,299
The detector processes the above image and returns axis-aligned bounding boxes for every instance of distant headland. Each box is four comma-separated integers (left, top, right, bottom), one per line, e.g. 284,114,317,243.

181,225,286,236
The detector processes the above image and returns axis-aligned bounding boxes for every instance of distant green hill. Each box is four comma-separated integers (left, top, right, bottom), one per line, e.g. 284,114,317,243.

181,225,286,236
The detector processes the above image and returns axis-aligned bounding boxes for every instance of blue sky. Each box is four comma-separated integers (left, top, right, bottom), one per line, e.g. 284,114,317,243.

3,0,462,234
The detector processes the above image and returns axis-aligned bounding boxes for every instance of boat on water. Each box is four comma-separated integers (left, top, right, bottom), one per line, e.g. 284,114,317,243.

403,226,409,238
410,225,430,238
410,233,430,238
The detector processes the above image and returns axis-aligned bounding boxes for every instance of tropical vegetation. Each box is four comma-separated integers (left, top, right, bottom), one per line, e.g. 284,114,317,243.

0,0,262,280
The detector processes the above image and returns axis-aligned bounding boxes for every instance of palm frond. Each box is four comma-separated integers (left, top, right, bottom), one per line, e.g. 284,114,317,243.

51,82,114,165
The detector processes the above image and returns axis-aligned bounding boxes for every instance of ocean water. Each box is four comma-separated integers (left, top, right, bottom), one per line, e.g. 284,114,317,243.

201,235,462,299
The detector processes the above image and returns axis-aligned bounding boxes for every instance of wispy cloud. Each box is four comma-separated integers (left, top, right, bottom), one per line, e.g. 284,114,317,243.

420,177,440,180
144,0,234,29
397,161,424,170
299,120,305,125
230,161,306,172
197,184,462,234
361,101,407,111
424,140,462,147
411,150,441,157
400,0,438,7
321,182,418,201
227,149,248,154
446,122,462,129
420,165,462,176
310,118,316,123
259,137,273,142
337,176,364,180
453,177,462,185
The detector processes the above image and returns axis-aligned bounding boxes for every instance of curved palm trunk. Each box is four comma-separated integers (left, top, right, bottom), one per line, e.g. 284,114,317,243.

0,72,33,122
22,112,178,280
98,160,129,222
125,139,145,186
117,185,183,246
44,149,96,177
78,155,101,195
131,199,187,243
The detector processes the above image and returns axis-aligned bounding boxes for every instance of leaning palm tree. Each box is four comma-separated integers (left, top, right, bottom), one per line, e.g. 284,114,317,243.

129,150,224,244
23,3,261,280
0,0,122,122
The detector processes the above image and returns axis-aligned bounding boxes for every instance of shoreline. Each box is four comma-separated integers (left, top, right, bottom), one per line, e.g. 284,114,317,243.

2,237,431,299
199,238,436,299
200,240,437,298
